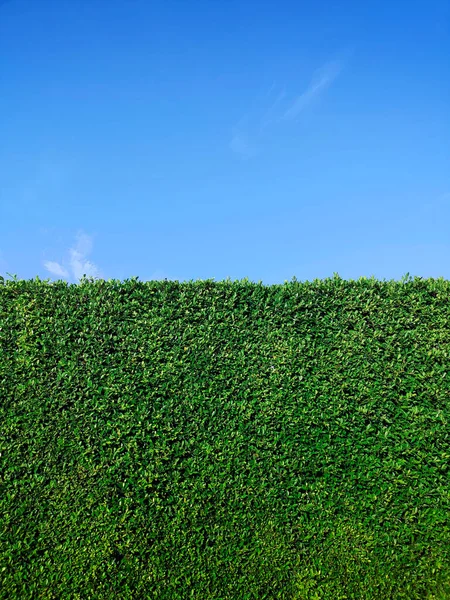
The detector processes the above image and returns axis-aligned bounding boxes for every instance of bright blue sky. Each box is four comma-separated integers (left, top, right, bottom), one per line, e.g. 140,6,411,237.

1,0,449,285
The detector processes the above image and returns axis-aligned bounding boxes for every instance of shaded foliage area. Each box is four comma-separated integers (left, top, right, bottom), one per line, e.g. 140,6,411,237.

1,274,449,599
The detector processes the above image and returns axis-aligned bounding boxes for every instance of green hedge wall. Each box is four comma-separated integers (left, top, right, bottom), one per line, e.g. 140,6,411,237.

1,274,449,599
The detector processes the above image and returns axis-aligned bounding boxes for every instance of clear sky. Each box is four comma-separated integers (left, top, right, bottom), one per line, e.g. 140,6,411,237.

1,0,449,285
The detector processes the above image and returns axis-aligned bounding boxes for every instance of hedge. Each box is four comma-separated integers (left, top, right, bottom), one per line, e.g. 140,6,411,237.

1,274,449,598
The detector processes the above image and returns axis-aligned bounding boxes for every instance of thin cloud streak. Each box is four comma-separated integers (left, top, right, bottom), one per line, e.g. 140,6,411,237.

229,58,344,157
283,60,342,121
265,80,277,98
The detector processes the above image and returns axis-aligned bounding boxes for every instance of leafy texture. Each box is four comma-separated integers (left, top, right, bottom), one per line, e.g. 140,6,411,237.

1,274,449,598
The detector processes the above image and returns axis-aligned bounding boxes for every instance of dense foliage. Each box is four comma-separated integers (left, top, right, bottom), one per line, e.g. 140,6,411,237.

1,274,449,599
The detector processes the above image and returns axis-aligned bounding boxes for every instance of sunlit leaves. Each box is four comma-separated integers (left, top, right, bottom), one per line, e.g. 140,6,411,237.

1,275,450,598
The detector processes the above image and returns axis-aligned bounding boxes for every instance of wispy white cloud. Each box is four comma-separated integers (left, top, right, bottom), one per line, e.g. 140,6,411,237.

69,233,101,281
283,60,342,121
43,231,102,282
229,58,345,157
43,261,69,278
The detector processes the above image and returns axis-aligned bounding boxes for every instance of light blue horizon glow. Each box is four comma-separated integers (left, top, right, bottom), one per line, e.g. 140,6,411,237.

1,0,449,285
